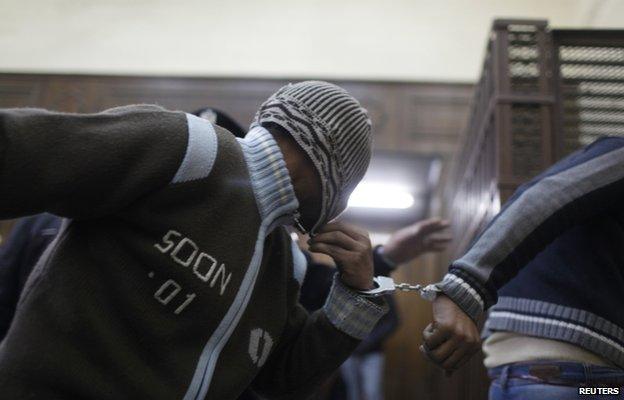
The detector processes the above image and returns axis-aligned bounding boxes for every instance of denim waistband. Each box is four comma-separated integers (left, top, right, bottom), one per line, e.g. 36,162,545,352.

489,361,624,387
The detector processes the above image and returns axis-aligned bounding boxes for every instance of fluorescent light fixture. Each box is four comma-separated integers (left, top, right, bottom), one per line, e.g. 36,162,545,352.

348,183,415,209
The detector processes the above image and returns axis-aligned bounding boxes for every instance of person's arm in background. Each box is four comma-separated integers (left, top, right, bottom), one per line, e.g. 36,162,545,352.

250,223,388,399
375,218,451,276
0,106,197,219
422,137,624,374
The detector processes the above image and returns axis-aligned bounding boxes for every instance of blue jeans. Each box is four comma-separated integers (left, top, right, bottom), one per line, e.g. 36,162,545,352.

489,362,624,400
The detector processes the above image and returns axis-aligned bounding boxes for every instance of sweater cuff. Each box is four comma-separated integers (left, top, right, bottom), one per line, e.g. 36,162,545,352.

435,269,487,322
323,275,389,340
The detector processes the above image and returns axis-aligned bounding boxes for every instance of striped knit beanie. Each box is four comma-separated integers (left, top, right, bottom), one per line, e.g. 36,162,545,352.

252,81,372,233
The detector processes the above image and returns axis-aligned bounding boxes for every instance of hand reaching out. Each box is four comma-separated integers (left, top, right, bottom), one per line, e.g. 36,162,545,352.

382,218,451,265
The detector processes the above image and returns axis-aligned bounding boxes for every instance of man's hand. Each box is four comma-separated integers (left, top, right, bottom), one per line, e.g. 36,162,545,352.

308,222,374,290
383,218,451,265
421,294,480,375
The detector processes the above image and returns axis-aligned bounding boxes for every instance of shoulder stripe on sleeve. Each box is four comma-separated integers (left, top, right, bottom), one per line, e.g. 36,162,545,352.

172,114,218,184
457,144,624,283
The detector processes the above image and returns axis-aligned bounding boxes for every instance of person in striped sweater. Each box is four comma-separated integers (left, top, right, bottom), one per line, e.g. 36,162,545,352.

422,137,624,398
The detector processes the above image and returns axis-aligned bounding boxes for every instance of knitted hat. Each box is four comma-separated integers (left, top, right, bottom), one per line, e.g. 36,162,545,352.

252,81,372,233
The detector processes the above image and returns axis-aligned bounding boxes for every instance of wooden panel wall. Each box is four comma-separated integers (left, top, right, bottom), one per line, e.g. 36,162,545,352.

0,73,478,400
0,73,471,154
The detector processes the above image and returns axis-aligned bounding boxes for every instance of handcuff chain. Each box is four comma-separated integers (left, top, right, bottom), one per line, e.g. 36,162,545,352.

395,282,424,292
357,276,441,301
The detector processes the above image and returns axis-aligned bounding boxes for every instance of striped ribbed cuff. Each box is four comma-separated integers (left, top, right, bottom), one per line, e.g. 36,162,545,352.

436,270,487,322
323,275,389,340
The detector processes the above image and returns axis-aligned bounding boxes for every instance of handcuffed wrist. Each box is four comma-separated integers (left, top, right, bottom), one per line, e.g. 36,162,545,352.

435,271,486,322
338,274,375,291
323,274,389,339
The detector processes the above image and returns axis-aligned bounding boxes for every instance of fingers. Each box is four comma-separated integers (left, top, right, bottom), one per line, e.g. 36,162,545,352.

310,230,362,252
416,218,450,235
422,332,479,375
312,221,374,290
426,235,453,252
421,295,481,374
422,323,450,350
429,235,452,244
430,244,449,252
454,348,477,372
307,242,349,260
310,222,371,255
441,336,480,373
308,240,366,268
426,337,459,365
440,346,468,371
419,344,436,363
318,222,369,242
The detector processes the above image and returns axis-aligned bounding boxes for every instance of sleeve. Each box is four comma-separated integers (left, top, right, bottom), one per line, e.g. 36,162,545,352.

0,105,207,219
352,294,399,355
436,137,624,321
251,276,388,399
297,255,334,313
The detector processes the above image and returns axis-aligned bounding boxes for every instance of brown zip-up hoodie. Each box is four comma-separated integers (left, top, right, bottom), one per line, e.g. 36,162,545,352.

0,105,387,399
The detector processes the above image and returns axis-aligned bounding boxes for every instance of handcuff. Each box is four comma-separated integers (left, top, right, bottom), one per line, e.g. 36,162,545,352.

294,213,441,301
355,276,442,301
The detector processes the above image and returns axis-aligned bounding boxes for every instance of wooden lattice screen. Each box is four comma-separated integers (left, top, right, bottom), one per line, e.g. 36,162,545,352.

446,19,624,258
